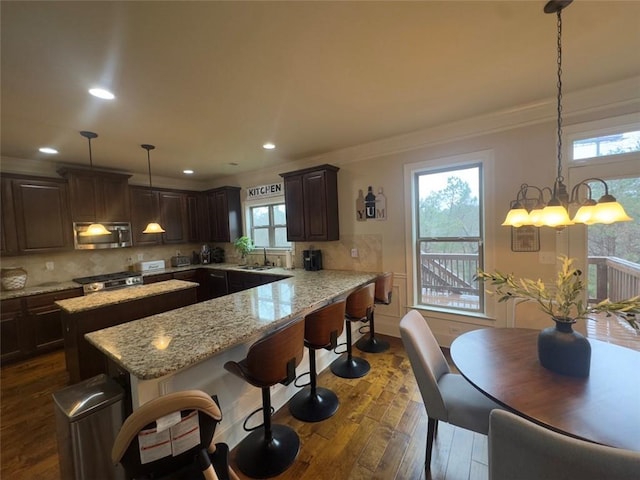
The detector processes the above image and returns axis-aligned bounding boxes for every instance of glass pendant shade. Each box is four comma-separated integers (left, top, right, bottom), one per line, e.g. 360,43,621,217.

143,222,166,234
593,196,633,224
528,206,546,227
572,199,597,225
540,200,574,228
79,223,112,236
501,204,531,228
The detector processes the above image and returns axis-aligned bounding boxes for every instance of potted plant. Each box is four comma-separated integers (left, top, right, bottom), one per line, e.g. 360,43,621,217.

476,256,639,377
233,236,254,264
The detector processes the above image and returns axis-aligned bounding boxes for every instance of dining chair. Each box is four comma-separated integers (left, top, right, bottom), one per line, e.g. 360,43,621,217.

112,389,239,480
489,409,640,480
399,309,503,474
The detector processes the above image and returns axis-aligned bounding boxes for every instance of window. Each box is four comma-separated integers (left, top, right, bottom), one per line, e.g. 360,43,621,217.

573,130,640,160
413,163,484,313
249,203,291,248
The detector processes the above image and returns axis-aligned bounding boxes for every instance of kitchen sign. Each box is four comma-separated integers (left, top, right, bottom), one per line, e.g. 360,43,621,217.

246,182,283,200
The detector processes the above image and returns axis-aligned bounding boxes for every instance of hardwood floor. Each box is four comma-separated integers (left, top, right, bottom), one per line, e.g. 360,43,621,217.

1,336,487,480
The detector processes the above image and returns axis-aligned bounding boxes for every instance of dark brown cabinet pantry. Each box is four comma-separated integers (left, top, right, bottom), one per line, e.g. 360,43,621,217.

280,164,340,242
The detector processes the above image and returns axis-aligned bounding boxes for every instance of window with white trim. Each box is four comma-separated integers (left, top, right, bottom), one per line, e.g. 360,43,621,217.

249,203,291,248
412,160,485,313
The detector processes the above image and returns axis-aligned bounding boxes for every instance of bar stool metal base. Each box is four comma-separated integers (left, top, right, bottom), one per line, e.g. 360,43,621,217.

289,386,339,422
330,354,370,378
235,424,300,479
356,335,390,353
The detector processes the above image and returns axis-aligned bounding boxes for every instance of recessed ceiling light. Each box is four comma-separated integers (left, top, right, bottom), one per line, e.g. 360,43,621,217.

183,169,194,175
39,147,58,154
88,88,115,100
262,143,276,150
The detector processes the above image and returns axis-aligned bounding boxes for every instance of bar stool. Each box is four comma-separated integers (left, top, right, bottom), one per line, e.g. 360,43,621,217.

356,272,392,353
224,320,305,478
289,300,346,422
330,283,374,379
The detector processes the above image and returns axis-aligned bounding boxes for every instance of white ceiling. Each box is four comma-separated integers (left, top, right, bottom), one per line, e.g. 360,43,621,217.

2,1,640,182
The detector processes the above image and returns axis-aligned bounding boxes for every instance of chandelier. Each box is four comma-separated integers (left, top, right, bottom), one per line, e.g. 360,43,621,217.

502,0,632,229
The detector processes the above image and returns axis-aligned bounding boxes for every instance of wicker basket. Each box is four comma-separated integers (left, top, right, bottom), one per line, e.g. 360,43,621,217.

1,267,27,291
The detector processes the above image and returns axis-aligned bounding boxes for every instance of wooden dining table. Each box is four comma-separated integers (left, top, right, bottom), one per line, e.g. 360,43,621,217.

450,327,640,451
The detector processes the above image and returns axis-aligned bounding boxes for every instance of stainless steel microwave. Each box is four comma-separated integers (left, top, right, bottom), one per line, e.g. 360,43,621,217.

73,222,133,250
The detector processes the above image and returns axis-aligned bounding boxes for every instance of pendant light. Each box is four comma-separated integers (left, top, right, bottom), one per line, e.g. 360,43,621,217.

502,0,632,229
141,144,165,234
78,131,110,236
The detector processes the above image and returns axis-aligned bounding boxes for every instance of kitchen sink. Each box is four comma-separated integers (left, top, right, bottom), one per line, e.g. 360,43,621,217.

239,265,274,271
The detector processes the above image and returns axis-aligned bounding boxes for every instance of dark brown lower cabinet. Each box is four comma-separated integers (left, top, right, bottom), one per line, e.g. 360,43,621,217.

62,286,197,383
0,288,83,364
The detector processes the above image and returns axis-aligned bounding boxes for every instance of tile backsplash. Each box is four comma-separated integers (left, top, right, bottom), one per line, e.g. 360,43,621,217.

0,234,383,288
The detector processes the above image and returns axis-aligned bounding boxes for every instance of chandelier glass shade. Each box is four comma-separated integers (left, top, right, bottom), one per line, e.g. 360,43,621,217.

502,0,632,229
141,144,166,234
78,131,110,236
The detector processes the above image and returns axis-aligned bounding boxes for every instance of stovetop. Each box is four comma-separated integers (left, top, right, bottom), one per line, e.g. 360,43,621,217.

72,271,141,285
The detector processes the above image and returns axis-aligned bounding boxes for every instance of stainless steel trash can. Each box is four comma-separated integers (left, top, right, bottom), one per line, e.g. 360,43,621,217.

53,374,126,480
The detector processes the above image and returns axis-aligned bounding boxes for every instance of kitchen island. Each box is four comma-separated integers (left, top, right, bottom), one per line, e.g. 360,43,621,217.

85,268,378,448
57,279,199,383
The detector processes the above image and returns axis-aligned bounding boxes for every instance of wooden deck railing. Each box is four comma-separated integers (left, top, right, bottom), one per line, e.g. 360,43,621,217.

588,256,640,303
418,253,640,305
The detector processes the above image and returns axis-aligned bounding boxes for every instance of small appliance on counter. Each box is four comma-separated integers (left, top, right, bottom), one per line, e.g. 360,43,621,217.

134,260,166,272
302,250,323,271
170,255,191,267
211,246,225,263
200,244,211,264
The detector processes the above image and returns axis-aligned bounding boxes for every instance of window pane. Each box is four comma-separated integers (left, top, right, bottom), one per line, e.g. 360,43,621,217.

253,228,269,247
418,241,481,311
573,130,640,160
274,227,290,247
417,167,480,238
252,206,270,227
273,204,287,225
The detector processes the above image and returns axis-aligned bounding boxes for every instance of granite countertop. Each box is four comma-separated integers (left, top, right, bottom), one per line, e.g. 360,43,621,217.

85,269,378,380
55,280,199,313
0,263,283,301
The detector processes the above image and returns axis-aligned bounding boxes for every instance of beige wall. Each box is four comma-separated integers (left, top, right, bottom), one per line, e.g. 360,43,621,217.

2,78,638,343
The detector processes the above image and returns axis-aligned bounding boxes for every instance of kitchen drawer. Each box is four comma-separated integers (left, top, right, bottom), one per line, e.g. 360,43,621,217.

24,288,83,312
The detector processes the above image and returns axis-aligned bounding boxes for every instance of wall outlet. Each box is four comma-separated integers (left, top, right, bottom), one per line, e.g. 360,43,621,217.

175,250,181,256
137,253,144,261
351,248,358,258
45,261,54,271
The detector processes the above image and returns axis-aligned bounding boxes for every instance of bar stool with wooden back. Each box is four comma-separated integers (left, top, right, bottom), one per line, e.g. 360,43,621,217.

289,300,346,422
330,283,374,379
224,320,305,478
356,272,392,353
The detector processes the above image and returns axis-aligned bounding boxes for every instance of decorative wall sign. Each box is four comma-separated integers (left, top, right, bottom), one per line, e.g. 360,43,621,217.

246,182,283,200
511,225,540,252
356,186,387,221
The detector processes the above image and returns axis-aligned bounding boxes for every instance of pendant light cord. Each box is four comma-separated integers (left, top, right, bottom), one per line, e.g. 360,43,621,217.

555,9,563,181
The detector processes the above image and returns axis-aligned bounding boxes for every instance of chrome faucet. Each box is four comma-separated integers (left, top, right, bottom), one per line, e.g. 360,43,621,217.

263,248,269,266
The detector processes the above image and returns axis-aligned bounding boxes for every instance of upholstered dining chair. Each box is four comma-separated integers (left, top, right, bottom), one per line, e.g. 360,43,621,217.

399,309,503,474
489,409,640,480
112,389,239,480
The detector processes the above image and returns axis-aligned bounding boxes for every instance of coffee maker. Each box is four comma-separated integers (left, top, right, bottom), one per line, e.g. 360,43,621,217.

200,244,211,264
302,250,322,271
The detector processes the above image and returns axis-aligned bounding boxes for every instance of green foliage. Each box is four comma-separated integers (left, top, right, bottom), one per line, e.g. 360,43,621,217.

233,236,254,258
476,256,639,329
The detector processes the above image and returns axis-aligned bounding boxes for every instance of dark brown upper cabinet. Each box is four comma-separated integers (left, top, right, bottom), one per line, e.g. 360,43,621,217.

279,164,339,242
9,176,73,253
58,168,131,223
159,191,188,244
205,186,242,243
186,193,209,242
